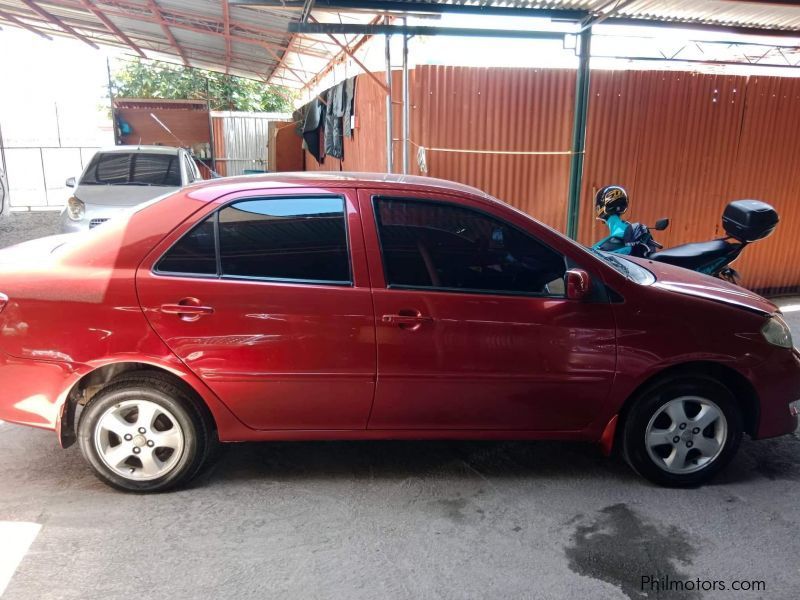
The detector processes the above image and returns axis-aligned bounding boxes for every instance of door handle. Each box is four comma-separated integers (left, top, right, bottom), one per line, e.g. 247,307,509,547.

382,311,433,330
160,298,214,321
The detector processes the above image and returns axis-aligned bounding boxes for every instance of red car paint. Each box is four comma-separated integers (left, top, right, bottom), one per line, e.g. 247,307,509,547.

0,173,797,450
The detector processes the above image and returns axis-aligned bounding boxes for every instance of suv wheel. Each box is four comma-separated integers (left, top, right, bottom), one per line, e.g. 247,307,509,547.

622,376,742,487
77,373,210,492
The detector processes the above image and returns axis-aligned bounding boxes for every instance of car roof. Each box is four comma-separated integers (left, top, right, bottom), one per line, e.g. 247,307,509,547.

94,145,183,155
186,171,494,202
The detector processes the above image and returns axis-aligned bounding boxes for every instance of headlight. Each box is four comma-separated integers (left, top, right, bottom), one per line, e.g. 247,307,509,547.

761,315,793,349
66,196,84,221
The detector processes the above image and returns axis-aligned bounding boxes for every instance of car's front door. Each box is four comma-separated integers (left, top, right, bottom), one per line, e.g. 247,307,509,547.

136,189,376,430
359,190,617,432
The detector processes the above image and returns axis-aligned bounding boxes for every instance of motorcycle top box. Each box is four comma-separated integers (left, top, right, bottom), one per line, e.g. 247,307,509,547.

722,200,779,242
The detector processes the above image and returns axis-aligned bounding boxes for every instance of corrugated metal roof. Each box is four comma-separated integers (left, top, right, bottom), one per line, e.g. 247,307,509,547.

3,1,800,92
619,0,800,31
0,0,322,83
318,1,800,32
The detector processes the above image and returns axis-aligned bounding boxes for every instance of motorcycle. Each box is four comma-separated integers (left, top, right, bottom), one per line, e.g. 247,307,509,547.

592,199,779,284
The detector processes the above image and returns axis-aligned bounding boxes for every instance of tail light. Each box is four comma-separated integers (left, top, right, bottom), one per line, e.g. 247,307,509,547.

0,292,8,314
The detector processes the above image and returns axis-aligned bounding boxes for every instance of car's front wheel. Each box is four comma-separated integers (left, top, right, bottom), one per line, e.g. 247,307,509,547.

77,373,211,492
622,376,742,487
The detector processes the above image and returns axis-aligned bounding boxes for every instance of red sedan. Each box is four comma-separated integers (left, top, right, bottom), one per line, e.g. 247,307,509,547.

1,173,798,491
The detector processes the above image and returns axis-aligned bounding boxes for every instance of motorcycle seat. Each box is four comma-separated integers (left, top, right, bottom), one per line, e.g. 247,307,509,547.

650,239,737,270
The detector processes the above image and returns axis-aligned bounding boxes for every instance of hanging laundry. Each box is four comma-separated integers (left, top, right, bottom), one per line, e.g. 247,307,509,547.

324,82,345,159
343,76,356,138
302,98,325,164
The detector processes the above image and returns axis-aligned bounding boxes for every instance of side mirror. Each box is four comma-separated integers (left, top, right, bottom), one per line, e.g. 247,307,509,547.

65,177,76,188
653,218,670,231
566,269,591,301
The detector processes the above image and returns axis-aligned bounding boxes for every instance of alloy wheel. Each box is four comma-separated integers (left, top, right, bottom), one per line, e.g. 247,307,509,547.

93,399,185,481
644,396,728,474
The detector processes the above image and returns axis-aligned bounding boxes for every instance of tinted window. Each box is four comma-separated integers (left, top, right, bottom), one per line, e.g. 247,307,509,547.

375,198,566,295
134,154,180,185
156,218,216,275
82,153,181,186
91,153,130,184
218,197,350,283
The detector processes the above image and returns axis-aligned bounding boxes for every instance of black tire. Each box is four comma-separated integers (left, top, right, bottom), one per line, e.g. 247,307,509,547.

77,372,211,492
622,376,743,487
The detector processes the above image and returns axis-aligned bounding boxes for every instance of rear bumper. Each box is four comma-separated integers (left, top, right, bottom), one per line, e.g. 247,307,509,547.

749,348,800,439
0,353,78,431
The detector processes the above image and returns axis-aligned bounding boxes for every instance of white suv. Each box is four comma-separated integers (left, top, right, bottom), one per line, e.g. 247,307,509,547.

60,146,202,233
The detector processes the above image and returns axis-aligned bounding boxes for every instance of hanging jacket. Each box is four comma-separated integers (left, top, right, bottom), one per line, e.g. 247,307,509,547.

302,98,325,164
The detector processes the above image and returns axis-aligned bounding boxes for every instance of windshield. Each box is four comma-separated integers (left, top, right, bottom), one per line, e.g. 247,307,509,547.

80,152,181,186
590,249,655,285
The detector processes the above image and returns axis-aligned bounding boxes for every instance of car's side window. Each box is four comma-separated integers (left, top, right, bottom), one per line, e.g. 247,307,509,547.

156,196,351,285
156,218,216,275
218,197,350,283
374,197,567,296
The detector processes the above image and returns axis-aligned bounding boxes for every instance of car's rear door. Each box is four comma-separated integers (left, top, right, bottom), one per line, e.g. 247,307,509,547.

136,187,376,430
358,188,617,432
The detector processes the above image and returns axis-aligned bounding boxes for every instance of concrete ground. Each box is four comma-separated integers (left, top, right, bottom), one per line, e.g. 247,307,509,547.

0,211,59,247
1,221,799,599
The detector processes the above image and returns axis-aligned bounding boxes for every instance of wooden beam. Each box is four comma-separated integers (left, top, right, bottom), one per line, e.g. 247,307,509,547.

0,8,52,39
79,0,145,57
21,0,98,48
145,0,189,66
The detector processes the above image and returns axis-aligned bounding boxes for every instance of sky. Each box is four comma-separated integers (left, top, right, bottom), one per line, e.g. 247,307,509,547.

0,27,115,148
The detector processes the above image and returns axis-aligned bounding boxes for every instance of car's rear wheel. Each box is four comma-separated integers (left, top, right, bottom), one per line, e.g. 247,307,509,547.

77,373,210,492
622,376,742,487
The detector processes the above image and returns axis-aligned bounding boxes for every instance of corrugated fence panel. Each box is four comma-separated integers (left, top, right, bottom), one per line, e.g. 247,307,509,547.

211,113,284,176
301,66,800,291
579,70,747,254
728,76,800,292
411,65,575,231
212,117,227,176
578,69,797,291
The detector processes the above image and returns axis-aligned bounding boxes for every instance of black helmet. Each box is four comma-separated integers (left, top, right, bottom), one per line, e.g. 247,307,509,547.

595,185,629,220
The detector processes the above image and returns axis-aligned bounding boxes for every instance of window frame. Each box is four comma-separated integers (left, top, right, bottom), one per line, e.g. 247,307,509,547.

372,195,569,299
153,194,354,287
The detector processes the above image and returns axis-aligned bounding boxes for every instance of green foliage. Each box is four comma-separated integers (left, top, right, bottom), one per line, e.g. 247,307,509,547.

111,58,294,112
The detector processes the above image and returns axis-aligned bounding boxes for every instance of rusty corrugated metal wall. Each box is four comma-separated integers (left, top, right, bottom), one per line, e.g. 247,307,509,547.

410,66,575,231
303,65,800,292
579,70,800,292
579,70,749,265
728,76,800,292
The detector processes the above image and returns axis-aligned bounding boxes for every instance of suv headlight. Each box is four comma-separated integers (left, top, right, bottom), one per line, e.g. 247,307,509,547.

761,314,793,349
66,196,85,221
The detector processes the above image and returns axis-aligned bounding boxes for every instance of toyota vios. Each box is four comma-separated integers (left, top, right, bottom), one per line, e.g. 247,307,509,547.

1,173,798,492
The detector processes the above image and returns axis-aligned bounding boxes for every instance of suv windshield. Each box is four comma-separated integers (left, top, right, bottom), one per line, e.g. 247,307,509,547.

590,249,655,284
81,152,181,186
